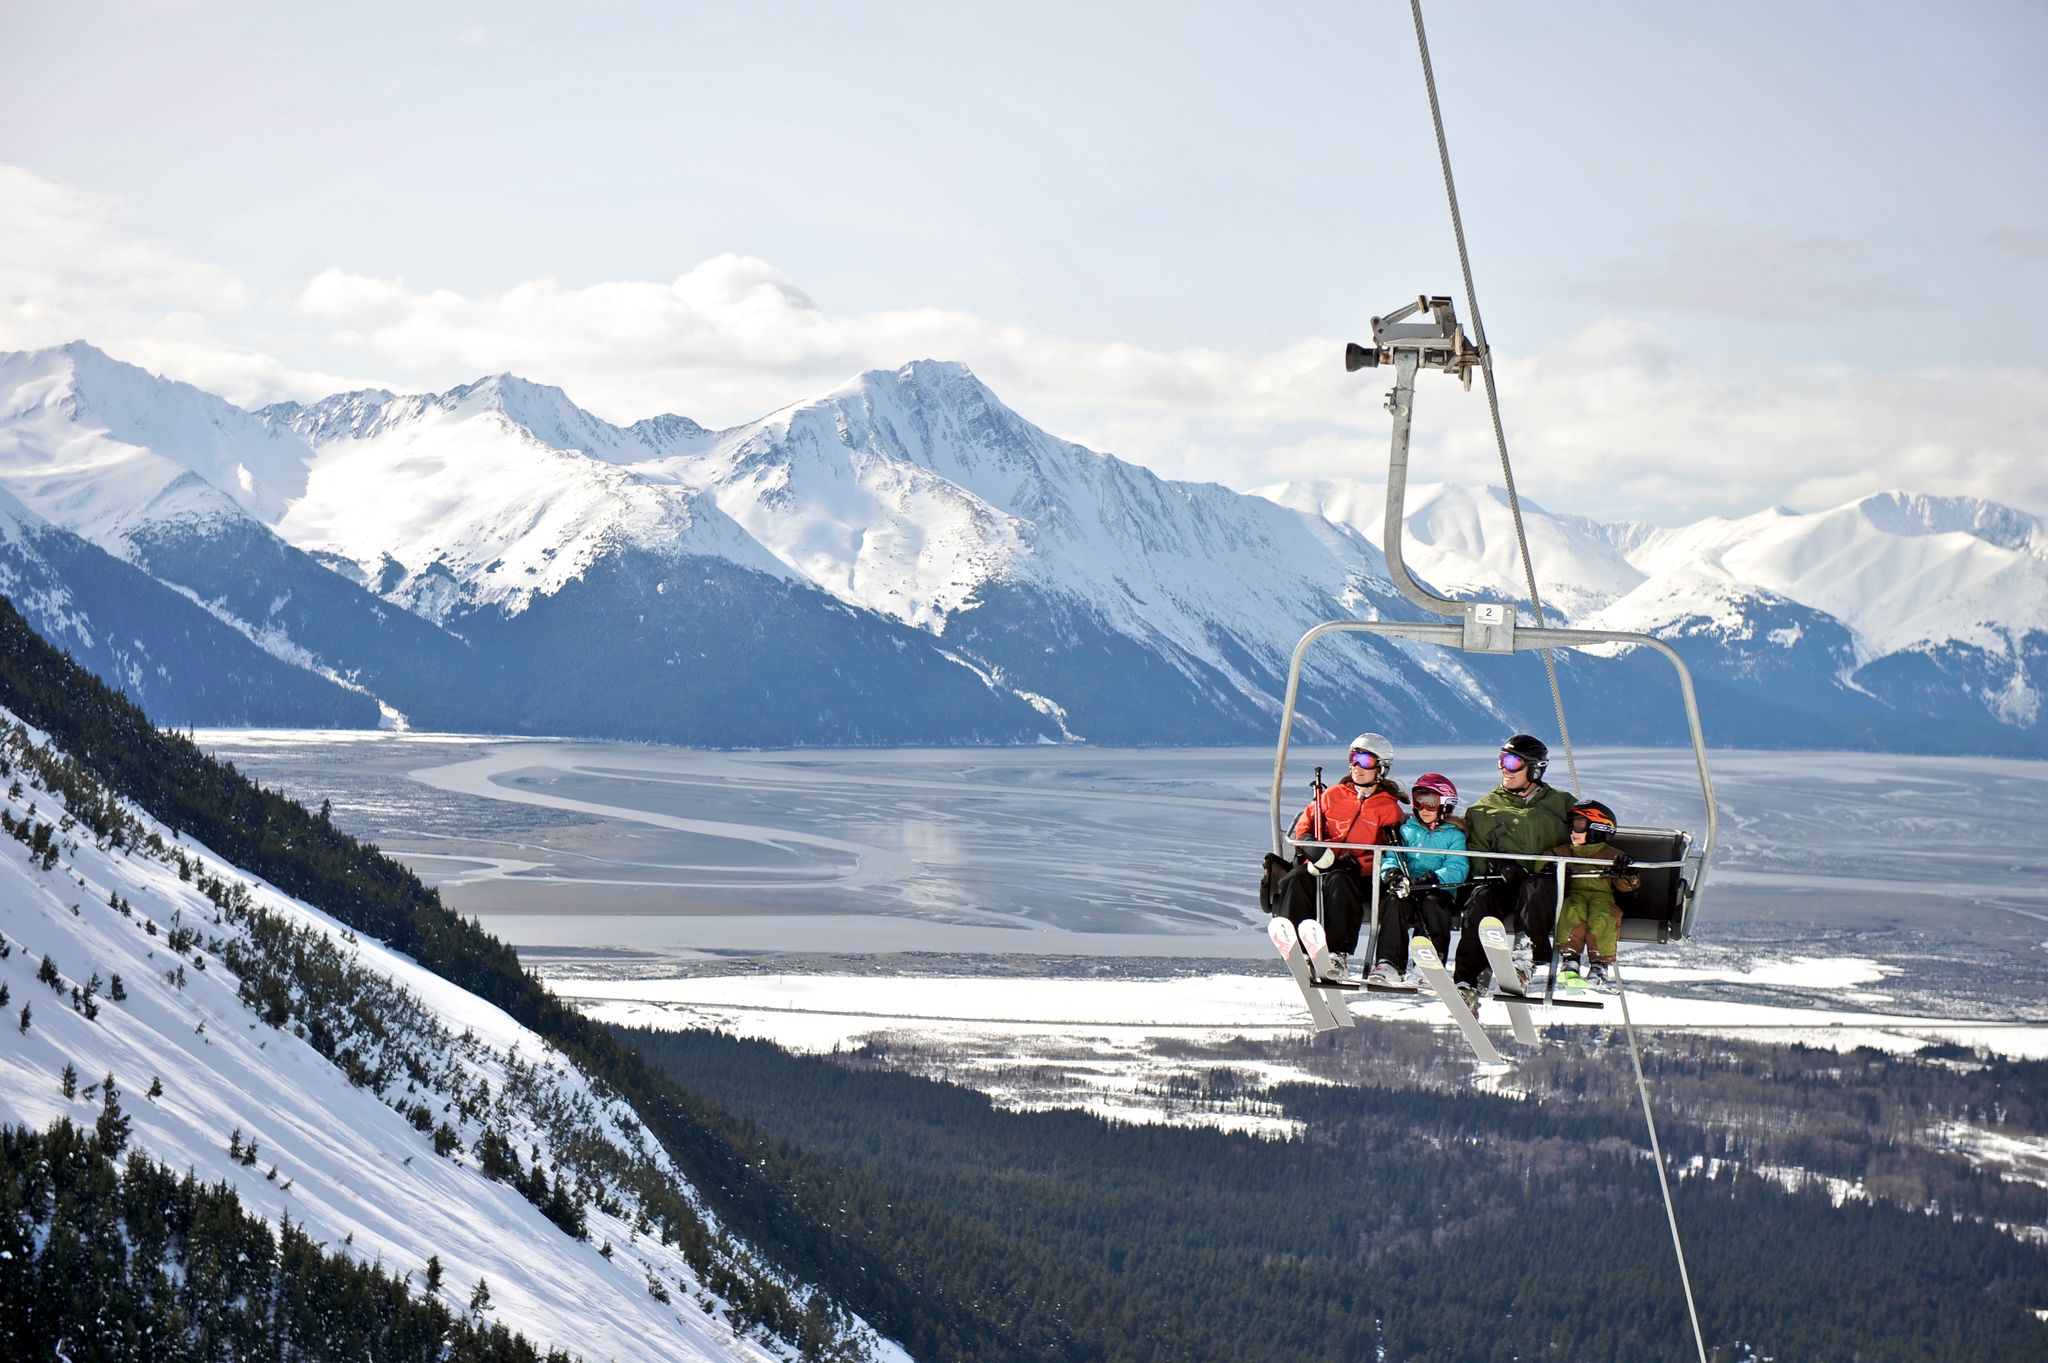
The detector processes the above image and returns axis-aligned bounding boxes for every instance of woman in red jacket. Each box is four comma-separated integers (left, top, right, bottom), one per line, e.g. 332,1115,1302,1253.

1275,732,1406,979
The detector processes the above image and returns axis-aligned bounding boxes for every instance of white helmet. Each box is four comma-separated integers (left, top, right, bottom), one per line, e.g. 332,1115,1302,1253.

1348,731,1394,771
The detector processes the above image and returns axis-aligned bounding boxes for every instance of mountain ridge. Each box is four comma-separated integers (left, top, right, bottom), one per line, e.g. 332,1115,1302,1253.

0,339,2041,753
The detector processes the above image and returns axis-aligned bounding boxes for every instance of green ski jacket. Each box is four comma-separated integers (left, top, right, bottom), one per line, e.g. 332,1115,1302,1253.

1462,782,1575,874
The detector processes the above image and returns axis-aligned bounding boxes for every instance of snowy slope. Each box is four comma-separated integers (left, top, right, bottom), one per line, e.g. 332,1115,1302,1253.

0,342,309,546
1629,493,2048,661
5,339,2047,749
265,380,787,623
654,362,1383,639
264,358,1508,742
632,361,1500,739
1266,477,2048,662
1254,478,1646,621
0,484,380,727
0,710,899,1363
1265,477,2048,743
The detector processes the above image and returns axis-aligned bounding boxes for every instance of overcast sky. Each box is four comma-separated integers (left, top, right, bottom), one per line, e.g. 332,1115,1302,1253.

3,0,2044,524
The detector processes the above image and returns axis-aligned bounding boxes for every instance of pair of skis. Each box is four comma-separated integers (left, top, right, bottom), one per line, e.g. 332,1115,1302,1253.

1268,915,1354,1032
1271,913,1604,1064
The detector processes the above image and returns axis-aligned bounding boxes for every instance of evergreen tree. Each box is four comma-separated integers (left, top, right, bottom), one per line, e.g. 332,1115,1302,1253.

94,1075,129,1156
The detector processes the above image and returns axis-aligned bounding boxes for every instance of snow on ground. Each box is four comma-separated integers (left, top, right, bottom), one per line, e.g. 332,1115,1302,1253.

0,710,906,1363
1938,1123,2048,1189
1679,1156,1869,1208
552,958,2048,1141
573,976,1324,1139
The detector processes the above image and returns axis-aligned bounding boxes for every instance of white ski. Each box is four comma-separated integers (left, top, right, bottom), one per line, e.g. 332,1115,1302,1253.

1410,936,1503,1065
1476,916,1539,1046
1296,918,1358,1027
1269,917,1343,1033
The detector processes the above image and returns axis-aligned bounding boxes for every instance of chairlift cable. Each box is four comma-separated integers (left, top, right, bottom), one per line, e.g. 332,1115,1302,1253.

1408,7,1706,1360
1407,0,1580,798
1615,966,1712,1363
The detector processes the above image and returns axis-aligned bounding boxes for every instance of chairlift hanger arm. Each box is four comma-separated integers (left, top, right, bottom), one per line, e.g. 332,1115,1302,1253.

1284,295,1717,908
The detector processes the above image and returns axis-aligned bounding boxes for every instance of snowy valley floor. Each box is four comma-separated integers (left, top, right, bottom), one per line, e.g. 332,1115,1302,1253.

542,947,2048,1134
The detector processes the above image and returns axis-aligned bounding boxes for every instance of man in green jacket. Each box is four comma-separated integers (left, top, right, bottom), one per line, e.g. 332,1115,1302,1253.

1451,734,1576,1009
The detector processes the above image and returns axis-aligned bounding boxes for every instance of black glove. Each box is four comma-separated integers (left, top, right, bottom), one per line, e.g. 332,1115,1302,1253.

1384,869,1413,899
1259,853,1292,915
1612,852,1635,874
1413,871,1439,890
1497,860,1526,889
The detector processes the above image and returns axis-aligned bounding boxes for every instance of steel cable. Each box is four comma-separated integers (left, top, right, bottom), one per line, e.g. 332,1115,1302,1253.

1408,5,1707,1360
1407,0,1580,797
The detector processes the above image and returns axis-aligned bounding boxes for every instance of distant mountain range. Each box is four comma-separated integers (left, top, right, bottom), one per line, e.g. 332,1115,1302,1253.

1,340,2041,754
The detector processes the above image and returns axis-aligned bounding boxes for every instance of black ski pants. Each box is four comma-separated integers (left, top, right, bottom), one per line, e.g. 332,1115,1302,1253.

1274,859,1369,956
1376,884,1455,972
1453,869,1558,985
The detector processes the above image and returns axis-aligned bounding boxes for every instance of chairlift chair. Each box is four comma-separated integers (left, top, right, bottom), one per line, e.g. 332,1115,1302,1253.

1269,296,1717,949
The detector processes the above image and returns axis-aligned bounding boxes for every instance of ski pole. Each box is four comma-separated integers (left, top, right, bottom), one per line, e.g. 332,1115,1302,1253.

1310,767,1327,934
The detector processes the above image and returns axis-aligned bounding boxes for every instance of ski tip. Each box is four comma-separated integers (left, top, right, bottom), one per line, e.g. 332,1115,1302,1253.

1477,915,1509,948
1267,916,1297,955
1298,918,1328,953
1410,937,1441,970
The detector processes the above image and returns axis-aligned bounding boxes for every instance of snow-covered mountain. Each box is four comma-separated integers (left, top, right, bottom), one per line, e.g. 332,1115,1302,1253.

1256,479,1645,622
0,341,309,543
264,376,766,624
1266,479,2048,749
0,699,897,1361
631,361,1499,742
252,353,1506,744
0,482,378,727
1,338,2042,753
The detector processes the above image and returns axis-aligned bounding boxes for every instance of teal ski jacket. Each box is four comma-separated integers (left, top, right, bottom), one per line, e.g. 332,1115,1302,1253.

1387,815,1470,887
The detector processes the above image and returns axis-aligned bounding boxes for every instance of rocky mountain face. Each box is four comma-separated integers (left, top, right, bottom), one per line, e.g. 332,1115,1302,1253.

0,340,2040,753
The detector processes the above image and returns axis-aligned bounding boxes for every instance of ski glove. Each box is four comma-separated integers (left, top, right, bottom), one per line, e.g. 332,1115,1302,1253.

1259,852,1292,915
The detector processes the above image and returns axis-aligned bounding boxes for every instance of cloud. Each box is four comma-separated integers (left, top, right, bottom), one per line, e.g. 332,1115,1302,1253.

1586,225,1905,321
1985,228,2048,265
0,166,249,320
0,165,359,406
1393,321,2048,525
4,162,2041,526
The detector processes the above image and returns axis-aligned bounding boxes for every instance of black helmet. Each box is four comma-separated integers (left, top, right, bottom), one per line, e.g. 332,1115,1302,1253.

1500,734,1549,779
1569,801,1618,840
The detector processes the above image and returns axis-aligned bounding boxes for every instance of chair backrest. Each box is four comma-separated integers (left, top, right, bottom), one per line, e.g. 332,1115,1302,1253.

1611,828,1694,944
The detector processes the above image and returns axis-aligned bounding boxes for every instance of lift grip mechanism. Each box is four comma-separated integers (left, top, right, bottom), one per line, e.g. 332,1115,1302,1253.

1343,294,1482,390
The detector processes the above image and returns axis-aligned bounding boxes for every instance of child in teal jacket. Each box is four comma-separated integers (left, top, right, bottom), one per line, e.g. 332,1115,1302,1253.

1365,772,1468,987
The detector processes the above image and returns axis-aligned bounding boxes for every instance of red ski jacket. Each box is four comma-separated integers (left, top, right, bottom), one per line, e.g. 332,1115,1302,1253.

1291,780,1404,873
